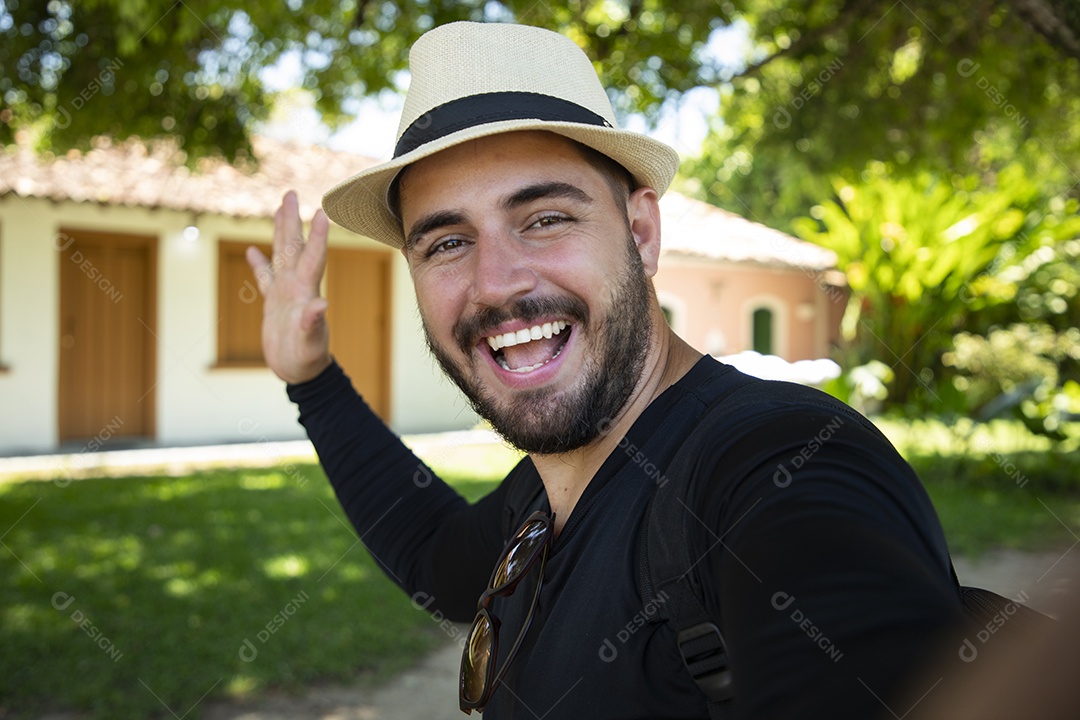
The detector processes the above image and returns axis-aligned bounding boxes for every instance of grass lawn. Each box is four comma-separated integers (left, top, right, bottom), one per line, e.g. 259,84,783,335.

875,417,1080,556
1,421,1076,717
0,454,513,720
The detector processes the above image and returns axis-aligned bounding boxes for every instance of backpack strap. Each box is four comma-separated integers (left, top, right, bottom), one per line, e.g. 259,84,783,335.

643,375,1057,720
637,376,863,718
637,380,757,719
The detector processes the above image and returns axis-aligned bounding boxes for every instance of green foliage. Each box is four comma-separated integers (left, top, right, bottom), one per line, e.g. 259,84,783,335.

944,324,1080,444
988,235,1080,332
820,359,894,415
934,231,1080,443
681,1,1080,229
0,466,498,719
0,0,724,159
875,416,1080,556
791,164,1061,408
3,0,1079,189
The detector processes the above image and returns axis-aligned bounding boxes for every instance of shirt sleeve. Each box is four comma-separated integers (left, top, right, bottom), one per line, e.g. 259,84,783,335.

286,360,507,621
696,408,966,720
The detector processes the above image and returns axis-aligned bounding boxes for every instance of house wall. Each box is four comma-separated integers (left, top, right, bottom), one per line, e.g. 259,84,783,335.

653,256,844,361
0,196,476,455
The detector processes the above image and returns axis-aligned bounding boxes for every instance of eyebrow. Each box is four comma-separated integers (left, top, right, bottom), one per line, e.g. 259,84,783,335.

501,181,594,211
405,210,467,251
404,181,595,251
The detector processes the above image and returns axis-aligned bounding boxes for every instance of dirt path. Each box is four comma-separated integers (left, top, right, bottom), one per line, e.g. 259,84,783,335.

194,548,1077,720
200,638,466,720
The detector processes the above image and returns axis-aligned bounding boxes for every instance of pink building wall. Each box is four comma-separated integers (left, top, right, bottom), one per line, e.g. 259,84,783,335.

653,257,847,362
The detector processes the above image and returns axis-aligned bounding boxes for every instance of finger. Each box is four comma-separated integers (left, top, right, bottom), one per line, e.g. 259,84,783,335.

278,190,304,269
299,209,330,284
245,246,272,294
300,297,329,334
272,196,287,266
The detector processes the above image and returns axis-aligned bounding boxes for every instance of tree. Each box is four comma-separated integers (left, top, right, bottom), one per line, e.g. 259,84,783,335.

682,1,1080,230
2,0,1077,182
0,0,725,159
791,163,1080,410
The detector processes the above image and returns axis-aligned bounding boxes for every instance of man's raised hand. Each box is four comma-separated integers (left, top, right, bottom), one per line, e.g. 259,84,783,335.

246,191,333,385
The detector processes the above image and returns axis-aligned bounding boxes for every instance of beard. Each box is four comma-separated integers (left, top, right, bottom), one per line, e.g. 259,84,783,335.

422,234,654,455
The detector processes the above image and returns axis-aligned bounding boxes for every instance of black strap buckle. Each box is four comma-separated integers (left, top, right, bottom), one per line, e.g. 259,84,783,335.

677,622,735,702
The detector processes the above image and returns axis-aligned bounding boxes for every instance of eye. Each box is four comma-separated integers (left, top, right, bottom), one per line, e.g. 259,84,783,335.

529,213,571,230
426,236,468,258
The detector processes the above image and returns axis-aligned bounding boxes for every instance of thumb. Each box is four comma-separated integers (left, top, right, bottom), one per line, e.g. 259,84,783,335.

300,297,328,333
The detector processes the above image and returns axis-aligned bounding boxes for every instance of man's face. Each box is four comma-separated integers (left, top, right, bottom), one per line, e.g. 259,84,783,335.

398,131,656,454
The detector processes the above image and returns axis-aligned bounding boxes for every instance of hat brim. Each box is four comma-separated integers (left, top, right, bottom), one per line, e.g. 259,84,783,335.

322,119,680,249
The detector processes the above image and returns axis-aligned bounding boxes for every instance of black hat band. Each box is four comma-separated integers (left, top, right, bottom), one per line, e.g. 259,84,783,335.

394,91,612,158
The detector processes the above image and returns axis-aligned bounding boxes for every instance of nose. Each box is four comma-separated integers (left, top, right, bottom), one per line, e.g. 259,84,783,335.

468,231,538,308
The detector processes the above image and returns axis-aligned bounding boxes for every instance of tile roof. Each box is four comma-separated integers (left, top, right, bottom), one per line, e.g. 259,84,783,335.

0,136,836,272
0,135,377,222
659,191,837,272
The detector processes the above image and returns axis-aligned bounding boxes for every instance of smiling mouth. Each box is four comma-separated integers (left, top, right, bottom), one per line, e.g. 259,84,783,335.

484,321,572,373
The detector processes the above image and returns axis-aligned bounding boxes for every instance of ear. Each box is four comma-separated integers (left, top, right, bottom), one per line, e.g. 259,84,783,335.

627,187,662,278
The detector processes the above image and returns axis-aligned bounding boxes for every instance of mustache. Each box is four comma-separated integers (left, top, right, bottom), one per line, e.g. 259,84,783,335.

454,295,589,354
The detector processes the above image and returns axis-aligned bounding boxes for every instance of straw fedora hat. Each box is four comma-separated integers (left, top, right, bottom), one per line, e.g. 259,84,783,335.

321,21,680,249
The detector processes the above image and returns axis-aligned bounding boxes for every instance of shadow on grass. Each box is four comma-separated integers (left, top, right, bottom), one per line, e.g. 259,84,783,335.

0,466,498,720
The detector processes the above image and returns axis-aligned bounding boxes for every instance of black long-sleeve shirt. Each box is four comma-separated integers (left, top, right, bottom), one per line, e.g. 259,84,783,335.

288,355,965,719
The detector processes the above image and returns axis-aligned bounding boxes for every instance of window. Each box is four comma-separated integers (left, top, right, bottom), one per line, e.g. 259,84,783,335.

752,307,773,355
655,290,686,337
217,240,270,366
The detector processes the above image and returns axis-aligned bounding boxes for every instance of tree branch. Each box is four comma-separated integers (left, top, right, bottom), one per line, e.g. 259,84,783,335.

1008,0,1080,61
727,0,881,81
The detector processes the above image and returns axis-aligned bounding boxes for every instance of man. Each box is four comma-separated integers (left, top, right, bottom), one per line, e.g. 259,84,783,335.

248,21,964,719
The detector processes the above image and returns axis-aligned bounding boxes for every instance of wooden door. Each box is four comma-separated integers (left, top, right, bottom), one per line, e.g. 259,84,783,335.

58,229,157,444
325,248,391,420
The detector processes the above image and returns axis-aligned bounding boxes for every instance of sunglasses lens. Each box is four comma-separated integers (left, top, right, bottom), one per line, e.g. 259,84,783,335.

462,613,494,704
492,518,547,589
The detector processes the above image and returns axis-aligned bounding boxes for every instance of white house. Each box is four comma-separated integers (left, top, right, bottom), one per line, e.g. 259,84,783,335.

0,136,843,455
0,136,479,455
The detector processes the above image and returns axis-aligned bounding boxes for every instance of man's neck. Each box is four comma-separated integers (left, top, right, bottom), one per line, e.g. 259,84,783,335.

530,328,702,535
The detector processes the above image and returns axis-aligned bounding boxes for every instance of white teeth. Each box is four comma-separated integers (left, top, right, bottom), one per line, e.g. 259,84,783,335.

485,321,571,351
495,339,568,372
